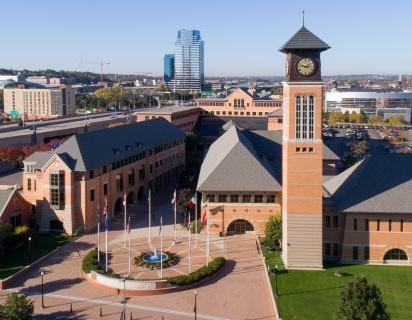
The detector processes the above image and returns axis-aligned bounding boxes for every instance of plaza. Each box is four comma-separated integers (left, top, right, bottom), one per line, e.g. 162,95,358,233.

0,188,277,319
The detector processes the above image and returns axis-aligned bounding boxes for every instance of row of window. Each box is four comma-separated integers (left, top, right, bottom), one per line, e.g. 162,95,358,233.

353,218,405,232
176,121,195,129
202,110,269,117
170,110,199,120
325,242,339,257
296,147,314,153
207,194,276,204
197,101,280,108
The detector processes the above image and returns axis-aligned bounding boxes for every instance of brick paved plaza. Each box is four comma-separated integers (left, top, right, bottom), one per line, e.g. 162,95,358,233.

0,189,277,319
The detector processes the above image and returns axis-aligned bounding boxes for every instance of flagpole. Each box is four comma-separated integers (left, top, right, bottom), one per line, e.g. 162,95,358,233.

188,209,192,273
207,206,210,265
105,217,108,273
124,193,127,247
174,189,177,242
97,204,100,264
128,217,131,276
148,189,151,243
160,216,163,279
195,193,198,248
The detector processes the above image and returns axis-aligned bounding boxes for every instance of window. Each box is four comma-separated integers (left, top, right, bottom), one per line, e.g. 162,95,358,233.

401,220,404,232
325,215,331,228
364,246,370,260
377,219,380,231
150,164,153,174
89,170,94,179
254,195,263,203
50,172,65,209
103,166,107,174
365,218,369,231
333,216,339,228
333,243,339,257
218,194,227,203
389,219,392,232
384,248,408,261
27,178,32,191
267,195,276,203
116,174,123,192
242,194,251,203
354,218,357,231
128,170,135,186
325,243,331,256
208,194,215,203
103,183,108,196
352,246,359,260
230,194,239,203
90,189,95,201
295,95,315,140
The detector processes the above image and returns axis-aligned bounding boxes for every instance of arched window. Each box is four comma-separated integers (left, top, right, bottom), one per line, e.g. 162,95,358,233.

295,95,315,140
384,248,408,261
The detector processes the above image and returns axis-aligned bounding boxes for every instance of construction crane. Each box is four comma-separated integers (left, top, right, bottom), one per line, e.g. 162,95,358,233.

85,60,111,82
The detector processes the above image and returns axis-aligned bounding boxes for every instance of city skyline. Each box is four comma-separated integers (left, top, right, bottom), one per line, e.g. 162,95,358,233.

1,1,412,76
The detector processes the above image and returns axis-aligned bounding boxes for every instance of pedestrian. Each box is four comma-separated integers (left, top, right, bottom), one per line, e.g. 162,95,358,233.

77,249,80,256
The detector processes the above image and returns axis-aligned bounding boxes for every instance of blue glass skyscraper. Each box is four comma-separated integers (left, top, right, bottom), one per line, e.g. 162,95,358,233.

171,29,204,92
164,54,175,83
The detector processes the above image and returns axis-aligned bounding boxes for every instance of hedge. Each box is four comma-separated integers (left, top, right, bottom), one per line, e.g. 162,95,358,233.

168,257,225,286
82,248,102,274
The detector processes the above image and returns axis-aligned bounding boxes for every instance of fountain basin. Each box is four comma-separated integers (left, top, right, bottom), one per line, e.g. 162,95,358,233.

143,251,169,263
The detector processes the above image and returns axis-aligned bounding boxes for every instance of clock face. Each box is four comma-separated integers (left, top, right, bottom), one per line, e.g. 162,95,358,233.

297,58,316,76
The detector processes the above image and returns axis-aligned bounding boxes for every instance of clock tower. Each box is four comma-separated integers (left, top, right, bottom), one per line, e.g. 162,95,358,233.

280,26,330,269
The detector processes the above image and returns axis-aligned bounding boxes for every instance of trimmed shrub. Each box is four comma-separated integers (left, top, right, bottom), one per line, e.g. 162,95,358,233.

190,220,203,234
168,257,225,286
0,293,34,320
82,248,101,273
14,225,29,235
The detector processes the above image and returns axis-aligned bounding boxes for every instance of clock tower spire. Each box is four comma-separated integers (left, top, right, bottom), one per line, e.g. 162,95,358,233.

280,25,330,269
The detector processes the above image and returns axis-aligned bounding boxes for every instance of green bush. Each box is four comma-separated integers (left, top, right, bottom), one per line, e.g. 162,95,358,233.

190,219,203,234
168,257,225,286
82,248,101,273
0,293,34,320
14,225,29,235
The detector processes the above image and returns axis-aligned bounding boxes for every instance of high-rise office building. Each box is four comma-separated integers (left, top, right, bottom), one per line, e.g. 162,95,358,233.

164,54,175,83
171,29,204,92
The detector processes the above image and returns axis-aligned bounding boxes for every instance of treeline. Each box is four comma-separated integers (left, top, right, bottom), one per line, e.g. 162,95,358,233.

324,111,406,126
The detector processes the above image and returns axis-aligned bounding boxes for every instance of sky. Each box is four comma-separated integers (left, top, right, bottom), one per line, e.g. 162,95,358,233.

1,0,412,77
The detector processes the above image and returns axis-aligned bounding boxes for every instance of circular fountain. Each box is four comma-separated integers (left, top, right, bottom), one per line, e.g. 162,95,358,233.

143,248,169,263
135,247,179,270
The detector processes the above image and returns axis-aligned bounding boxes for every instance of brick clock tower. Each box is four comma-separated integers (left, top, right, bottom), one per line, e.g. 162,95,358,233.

280,26,330,269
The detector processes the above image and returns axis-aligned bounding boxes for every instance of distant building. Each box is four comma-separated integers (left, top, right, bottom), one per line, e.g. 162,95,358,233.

136,105,200,132
196,88,282,117
170,29,204,92
3,82,75,119
0,74,25,88
164,54,175,83
22,119,185,234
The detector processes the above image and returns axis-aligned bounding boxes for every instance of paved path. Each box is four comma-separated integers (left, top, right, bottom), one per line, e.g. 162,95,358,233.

0,192,276,320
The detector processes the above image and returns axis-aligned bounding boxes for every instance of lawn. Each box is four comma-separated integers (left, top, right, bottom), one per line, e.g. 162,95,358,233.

0,233,75,279
264,250,412,320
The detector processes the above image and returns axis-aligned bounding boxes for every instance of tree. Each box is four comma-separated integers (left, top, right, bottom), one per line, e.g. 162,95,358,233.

264,215,282,250
336,276,390,320
387,115,404,127
190,219,203,234
176,188,195,224
0,293,34,320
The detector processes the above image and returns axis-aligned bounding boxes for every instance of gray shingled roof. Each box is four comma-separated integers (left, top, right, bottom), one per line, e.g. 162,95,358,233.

324,154,412,214
197,126,340,192
279,26,330,53
197,126,282,192
24,118,185,172
268,108,283,117
0,188,15,218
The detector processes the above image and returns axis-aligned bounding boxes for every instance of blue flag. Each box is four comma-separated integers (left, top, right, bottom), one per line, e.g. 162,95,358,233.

103,213,109,231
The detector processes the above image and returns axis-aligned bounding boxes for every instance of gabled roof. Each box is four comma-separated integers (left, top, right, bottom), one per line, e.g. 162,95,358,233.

24,118,185,172
197,126,282,192
0,187,16,218
324,154,412,214
279,26,330,53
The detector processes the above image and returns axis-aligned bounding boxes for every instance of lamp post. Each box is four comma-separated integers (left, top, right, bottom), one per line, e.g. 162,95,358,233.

28,236,32,261
194,290,197,320
274,265,279,297
40,271,45,308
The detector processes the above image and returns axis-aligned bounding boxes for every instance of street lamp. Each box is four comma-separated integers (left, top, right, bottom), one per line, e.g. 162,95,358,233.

28,236,32,261
194,290,197,320
274,265,279,297
40,271,45,308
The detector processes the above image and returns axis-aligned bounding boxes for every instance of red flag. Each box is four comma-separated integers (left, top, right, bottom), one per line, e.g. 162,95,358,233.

201,210,207,224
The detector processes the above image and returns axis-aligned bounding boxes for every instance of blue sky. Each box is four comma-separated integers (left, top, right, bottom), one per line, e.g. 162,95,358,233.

1,0,411,76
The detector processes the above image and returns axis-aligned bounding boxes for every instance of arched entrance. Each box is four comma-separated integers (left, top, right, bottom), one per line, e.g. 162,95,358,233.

227,219,254,235
384,248,408,263
114,197,123,216
127,191,136,205
137,186,145,202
